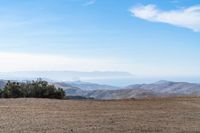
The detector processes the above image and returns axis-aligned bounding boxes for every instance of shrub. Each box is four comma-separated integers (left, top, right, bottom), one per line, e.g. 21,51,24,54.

0,80,65,99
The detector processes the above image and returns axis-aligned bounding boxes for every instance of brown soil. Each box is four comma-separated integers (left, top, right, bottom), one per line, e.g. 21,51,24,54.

0,97,200,133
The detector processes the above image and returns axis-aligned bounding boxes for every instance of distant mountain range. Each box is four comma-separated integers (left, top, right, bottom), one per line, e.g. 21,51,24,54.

57,80,200,99
1,79,200,100
0,71,134,86
0,71,133,80
60,81,119,90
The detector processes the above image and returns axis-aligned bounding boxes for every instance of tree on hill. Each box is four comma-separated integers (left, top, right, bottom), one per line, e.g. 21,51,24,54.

0,80,65,99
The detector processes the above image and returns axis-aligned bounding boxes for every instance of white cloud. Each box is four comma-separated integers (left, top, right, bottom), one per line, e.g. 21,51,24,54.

83,0,96,6
0,52,118,72
130,4,200,32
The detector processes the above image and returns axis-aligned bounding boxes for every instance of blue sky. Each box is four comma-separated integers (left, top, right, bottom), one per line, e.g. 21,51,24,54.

0,0,200,77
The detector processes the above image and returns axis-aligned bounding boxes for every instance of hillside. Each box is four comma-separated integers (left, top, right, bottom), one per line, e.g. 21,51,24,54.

0,97,200,133
64,81,119,90
126,80,200,96
62,81,200,99
1,80,200,100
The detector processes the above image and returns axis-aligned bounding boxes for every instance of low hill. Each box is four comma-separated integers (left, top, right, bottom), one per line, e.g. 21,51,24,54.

54,82,86,96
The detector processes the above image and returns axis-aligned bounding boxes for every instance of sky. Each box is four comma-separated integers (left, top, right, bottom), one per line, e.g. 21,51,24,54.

0,0,200,78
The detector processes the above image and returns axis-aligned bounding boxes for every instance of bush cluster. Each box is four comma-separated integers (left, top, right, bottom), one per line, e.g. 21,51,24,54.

0,80,65,99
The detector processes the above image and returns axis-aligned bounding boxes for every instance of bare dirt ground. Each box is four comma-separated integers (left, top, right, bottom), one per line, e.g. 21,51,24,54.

0,97,200,133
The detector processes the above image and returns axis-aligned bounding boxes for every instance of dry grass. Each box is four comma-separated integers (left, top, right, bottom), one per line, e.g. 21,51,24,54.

0,97,200,133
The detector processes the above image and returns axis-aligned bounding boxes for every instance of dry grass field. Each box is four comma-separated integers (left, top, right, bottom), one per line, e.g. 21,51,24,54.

0,97,200,133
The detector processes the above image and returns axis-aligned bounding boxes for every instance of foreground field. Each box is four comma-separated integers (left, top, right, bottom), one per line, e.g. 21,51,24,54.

0,97,200,133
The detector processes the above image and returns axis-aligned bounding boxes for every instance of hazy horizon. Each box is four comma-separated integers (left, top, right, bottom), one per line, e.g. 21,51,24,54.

1,70,200,87
0,0,199,78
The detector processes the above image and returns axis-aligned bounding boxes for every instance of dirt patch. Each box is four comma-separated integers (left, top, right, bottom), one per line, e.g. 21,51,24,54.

0,97,199,133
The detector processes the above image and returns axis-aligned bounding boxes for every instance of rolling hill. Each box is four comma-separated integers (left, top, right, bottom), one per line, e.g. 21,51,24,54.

1,79,200,100
61,80,200,99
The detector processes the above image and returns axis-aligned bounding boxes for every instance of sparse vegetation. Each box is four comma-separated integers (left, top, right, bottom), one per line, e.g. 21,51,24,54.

0,97,200,133
0,80,65,99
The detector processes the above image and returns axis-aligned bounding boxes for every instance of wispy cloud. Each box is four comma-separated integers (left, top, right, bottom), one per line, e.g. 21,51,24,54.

83,0,96,6
0,52,120,72
130,4,200,32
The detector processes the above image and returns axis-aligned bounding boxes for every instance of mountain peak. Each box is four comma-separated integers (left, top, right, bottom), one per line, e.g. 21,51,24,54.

154,80,172,84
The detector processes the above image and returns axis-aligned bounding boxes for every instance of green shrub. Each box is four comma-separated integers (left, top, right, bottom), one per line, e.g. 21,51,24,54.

0,80,65,99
